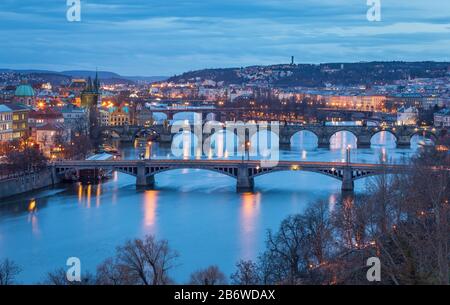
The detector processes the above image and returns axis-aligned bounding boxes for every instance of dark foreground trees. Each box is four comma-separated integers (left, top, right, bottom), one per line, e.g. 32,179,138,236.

96,235,179,285
249,144,449,285
0,259,21,285
4,146,47,175
189,265,227,285
230,260,261,285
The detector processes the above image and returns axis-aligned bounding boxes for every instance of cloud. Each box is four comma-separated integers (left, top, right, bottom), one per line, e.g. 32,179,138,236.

0,0,449,75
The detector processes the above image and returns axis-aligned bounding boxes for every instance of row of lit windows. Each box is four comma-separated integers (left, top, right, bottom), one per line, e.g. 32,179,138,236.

0,133,13,141
13,114,26,120
0,123,12,131
0,114,12,121
12,123,27,129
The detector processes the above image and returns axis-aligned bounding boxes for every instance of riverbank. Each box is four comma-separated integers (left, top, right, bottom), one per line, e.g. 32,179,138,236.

0,169,60,201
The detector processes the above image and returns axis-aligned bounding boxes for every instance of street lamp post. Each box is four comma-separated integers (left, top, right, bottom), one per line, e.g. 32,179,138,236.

346,145,351,165
246,141,251,161
146,141,153,160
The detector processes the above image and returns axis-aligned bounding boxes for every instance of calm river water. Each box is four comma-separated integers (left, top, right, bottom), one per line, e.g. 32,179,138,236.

0,131,424,283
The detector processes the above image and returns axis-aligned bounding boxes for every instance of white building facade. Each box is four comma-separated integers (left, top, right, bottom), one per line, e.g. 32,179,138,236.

397,106,419,126
0,105,13,142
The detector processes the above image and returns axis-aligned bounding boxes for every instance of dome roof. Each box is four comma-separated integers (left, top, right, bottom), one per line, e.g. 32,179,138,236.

15,84,35,97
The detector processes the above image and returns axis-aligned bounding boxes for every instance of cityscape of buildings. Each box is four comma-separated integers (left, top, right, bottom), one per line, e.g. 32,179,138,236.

1,63,450,160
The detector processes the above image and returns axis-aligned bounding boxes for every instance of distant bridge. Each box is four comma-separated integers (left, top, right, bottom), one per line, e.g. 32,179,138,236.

102,123,443,149
52,159,418,193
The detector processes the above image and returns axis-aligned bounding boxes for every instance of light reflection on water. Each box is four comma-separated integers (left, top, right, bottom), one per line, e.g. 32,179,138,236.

143,190,158,235
0,130,425,283
239,192,261,260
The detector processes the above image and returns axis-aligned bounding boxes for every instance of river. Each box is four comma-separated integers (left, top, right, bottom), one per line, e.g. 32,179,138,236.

0,130,425,283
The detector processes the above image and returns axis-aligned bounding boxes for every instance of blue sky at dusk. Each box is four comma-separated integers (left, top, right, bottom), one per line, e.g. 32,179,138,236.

0,0,449,76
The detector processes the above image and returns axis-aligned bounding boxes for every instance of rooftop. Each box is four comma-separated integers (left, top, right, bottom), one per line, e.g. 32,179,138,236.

15,84,35,97
0,104,12,113
436,108,450,115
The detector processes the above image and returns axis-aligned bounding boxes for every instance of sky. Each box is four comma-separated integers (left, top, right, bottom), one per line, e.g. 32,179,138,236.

0,0,449,76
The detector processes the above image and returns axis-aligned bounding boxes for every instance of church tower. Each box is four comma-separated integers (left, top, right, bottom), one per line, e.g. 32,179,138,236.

81,71,100,108
80,71,101,137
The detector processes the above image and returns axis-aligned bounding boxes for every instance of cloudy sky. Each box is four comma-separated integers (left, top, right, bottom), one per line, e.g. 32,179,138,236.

0,0,449,76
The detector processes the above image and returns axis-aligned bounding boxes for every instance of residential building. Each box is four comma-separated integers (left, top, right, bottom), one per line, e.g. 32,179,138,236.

325,95,386,111
29,108,64,128
0,105,13,142
135,104,154,127
5,103,31,139
60,103,88,135
98,108,111,126
109,107,130,126
397,106,419,126
35,123,70,158
434,108,450,128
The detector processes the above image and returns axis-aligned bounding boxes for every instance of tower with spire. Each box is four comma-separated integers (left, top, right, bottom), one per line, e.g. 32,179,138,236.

81,70,100,108
80,70,101,137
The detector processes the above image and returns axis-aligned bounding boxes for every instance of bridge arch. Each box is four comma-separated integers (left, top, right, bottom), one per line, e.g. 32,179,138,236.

250,130,280,158
370,130,398,148
329,130,358,149
410,132,437,147
249,167,343,181
206,129,239,158
205,112,217,121
248,165,383,184
55,166,140,179
171,131,201,158
151,112,168,123
173,112,201,124
145,166,238,180
290,130,319,149
102,129,121,139
134,128,159,140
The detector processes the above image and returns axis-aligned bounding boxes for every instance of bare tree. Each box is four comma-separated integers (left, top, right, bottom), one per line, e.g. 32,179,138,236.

63,134,93,160
189,265,227,285
329,144,450,285
260,215,306,284
96,257,140,285
41,267,96,285
116,235,179,285
230,260,260,285
0,259,21,285
259,200,336,285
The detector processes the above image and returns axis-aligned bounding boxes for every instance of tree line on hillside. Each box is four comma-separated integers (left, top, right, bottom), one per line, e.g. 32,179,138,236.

168,62,450,87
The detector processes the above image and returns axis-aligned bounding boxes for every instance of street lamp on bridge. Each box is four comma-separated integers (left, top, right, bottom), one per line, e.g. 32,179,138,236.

246,141,251,161
346,145,351,165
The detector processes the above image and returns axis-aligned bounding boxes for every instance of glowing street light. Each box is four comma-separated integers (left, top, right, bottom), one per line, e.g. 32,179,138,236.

245,141,251,161
346,145,351,165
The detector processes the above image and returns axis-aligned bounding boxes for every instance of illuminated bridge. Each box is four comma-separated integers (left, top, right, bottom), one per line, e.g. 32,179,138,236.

52,159,420,193
103,123,443,149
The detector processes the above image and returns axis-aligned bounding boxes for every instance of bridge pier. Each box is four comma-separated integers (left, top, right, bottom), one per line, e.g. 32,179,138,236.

341,167,354,192
318,138,330,149
356,134,371,148
50,165,58,186
396,136,411,148
136,163,155,188
279,135,291,147
357,142,371,149
314,133,329,148
236,165,254,192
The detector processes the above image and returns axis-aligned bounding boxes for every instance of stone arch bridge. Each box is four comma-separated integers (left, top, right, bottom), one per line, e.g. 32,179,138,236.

101,123,442,149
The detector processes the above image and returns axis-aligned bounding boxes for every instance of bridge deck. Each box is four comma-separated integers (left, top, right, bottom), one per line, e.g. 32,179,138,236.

53,159,412,171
